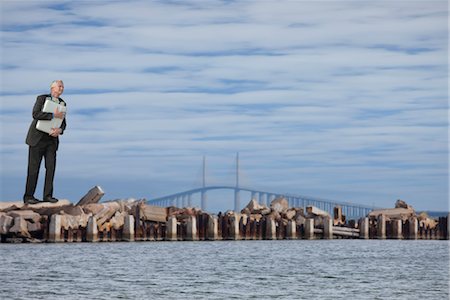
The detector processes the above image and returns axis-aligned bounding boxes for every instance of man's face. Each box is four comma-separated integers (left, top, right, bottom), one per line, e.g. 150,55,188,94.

51,82,64,97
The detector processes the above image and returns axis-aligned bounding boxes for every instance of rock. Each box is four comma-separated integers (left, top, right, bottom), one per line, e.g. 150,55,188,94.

77,185,105,206
0,214,14,234
368,207,415,221
284,209,296,220
243,198,267,214
249,214,263,222
306,206,330,218
140,204,167,223
27,221,42,232
295,214,306,226
417,212,438,229
0,200,71,212
8,210,41,223
270,197,289,213
269,211,281,221
9,217,30,237
395,199,413,210
261,207,271,215
241,208,251,215
83,203,105,215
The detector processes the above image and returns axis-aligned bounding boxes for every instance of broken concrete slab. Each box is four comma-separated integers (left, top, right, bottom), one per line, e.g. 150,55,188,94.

0,214,14,234
9,217,30,237
8,210,41,223
270,197,289,213
77,186,105,206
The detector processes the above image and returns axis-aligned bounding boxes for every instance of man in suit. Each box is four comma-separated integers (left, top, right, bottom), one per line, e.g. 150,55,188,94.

23,80,67,204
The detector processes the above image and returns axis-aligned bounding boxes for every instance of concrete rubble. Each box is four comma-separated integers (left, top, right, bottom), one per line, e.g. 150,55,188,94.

0,190,448,243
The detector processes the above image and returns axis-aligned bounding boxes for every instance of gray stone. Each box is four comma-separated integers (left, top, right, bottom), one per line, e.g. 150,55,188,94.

8,210,40,223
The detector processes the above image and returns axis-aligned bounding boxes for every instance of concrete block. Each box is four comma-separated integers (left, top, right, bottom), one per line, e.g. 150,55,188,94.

27,221,41,232
8,210,40,223
77,185,105,206
229,215,240,240
0,214,14,234
392,219,403,239
185,215,198,241
48,214,62,242
408,217,418,240
266,216,276,240
323,217,333,239
123,215,135,242
359,217,369,239
86,216,99,242
9,217,30,237
166,216,178,241
207,215,219,241
286,220,296,240
305,218,314,239
377,214,386,239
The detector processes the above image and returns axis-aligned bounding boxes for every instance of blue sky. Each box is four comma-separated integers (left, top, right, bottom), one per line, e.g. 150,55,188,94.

0,0,448,212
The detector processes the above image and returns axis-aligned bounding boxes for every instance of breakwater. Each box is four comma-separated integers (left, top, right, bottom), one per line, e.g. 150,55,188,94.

0,189,448,243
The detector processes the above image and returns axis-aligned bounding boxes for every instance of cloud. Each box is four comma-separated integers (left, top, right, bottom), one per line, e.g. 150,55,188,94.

0,0,448,211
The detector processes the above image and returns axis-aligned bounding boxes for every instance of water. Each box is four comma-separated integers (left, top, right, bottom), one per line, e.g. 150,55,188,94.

0,240,448,299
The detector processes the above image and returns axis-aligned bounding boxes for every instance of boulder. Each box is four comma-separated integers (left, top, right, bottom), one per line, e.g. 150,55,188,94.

270,197,289,213
0,214,14,234
9,217,30,237
284,208,296,220
8,210,41,223
395,199,413,210
243,198,267,214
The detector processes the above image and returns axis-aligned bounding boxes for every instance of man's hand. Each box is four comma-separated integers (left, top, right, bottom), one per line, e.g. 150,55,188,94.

54,107,65,119
49,128,62,137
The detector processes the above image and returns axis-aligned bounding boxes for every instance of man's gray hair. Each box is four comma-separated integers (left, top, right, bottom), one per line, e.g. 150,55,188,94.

50,80,64,89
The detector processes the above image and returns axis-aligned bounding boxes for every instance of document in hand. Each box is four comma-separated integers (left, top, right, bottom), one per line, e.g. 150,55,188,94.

36,99,67,134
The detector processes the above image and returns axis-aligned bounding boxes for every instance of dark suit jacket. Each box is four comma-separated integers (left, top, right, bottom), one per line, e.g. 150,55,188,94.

25,94,67,150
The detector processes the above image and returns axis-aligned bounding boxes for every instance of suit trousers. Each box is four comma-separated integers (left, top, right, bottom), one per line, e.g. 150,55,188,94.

24,135,58,199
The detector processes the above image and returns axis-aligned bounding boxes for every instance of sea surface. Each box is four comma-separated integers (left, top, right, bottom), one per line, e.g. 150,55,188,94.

0,240,448,299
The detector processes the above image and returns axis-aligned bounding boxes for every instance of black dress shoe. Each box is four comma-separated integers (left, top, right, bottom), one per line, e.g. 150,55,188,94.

43,196,59,203
23,196,42,205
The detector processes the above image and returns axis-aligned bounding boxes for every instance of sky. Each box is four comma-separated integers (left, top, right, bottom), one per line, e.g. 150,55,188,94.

0,0,448,213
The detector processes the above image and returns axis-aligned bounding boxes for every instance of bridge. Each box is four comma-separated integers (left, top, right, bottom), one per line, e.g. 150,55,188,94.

148,154,377,219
